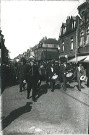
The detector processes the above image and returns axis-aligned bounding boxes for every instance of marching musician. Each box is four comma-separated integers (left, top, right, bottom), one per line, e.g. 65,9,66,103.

60,63,67,91
76,63,84,91
49,61,58,92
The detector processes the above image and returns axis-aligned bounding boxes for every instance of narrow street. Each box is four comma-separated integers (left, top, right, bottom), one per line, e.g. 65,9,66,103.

1,81,89,134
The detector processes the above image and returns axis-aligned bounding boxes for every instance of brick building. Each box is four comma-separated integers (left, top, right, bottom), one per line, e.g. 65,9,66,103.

78,1,89,57
58,1,89,63
58,16,79,62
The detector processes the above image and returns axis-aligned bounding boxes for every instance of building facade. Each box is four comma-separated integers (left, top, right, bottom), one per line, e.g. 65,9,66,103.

58,16,79,61
78,1,89,56
32,38,59,61
59,1,89,62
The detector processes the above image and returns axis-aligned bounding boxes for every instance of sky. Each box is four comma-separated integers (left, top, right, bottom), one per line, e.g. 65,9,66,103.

1,0,85,59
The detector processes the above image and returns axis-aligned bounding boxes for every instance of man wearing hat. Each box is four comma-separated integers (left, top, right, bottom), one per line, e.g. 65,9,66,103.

18,57,27,92
60,62,67,91
25,56,40,102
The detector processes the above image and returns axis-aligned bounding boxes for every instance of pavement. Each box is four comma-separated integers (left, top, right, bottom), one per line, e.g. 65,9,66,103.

0,81,89,135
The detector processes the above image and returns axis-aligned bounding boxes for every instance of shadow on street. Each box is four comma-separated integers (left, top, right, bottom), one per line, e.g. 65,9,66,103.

66,83,74,89
36,84,48,100
2,102,32,130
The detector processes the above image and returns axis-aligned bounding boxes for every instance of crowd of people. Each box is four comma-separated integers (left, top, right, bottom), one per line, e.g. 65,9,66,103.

16,56,89,102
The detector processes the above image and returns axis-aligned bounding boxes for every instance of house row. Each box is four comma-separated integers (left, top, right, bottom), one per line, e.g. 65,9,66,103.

58,1,89,62
15,1,89,63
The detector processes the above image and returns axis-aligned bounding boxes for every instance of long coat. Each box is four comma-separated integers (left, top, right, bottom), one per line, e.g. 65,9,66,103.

25,63,40,84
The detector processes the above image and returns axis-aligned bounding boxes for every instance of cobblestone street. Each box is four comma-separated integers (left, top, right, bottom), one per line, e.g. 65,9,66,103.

1,81,89,134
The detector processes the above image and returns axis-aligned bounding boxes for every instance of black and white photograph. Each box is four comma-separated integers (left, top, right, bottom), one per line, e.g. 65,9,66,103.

0,0,89,134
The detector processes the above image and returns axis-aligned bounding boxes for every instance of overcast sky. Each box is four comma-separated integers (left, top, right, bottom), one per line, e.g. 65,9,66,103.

1,0,85,59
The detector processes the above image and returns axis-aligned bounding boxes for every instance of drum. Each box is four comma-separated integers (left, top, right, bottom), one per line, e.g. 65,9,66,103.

66,70,74,82
80,75,86,81
66,72,73,78
51,74,58,80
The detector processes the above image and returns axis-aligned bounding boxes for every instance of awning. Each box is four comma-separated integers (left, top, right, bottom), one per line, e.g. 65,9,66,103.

68,56,87,63
83,55,89,62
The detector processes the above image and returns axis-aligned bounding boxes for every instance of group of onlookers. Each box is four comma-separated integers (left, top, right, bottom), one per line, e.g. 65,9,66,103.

17,57,89,102
1,62,18,92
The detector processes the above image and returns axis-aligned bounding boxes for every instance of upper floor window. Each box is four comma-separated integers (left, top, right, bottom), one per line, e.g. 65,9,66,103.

61,41,64,52
86,26,89,34
63,46,64,52
63,27,66,34
70,38,73,50
86,34,89,44
80,37,84,46
80,30,84,46
74,21,76,28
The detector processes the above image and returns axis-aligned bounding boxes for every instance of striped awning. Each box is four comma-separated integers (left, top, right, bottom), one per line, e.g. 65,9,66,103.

83,55,89,62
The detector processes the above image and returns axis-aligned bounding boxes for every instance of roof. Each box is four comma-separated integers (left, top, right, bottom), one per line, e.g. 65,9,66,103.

68,56,87,63
83,55,89,63
78,2,89,10
43,38,58,44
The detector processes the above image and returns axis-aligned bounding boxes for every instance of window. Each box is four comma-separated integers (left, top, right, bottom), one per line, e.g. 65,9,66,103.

80,37,84,46
62,41,64,51
63,46,64,51
70,38,73,50
42,44,47,48
47,44,54,48
86,34,89,44
63,27,66,34
74,21,76,28
86,26,89,34
80,31,84,46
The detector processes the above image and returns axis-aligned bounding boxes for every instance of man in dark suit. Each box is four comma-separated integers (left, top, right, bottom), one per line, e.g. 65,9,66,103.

25,57,40,102
18,57,27,92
